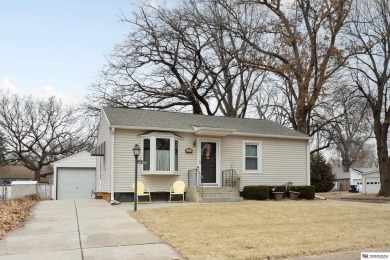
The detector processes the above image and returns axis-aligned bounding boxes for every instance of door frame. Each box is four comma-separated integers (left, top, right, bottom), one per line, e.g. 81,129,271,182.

197,138,220,186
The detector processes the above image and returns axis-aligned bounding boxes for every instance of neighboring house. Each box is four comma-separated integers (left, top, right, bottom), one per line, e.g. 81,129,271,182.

350,168,378,193
332,165,350,191
350,168,380,194
0,165,53,185
92,107,311,202
53,151,96,200
0,166,34,185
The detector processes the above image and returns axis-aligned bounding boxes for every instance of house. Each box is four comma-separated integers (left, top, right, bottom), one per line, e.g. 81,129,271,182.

332,165,350,191
92,107,311,202
0,166,34,185
52,151,96,200
0,165,53,185
350,168,380,194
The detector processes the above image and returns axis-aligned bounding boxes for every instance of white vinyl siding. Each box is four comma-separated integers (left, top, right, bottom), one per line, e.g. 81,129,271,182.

95,111,111,193
220,136,308,189
111,129,308,192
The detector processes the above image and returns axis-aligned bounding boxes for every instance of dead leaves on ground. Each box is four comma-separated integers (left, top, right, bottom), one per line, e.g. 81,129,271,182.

0,195,37,240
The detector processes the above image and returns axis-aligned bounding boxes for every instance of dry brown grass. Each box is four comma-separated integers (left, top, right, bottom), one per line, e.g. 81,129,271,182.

130,200,390,259
0,196,37,239
316,191,349,196
341,194,390,201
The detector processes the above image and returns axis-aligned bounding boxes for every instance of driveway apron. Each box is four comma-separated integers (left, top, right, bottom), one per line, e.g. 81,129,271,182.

0,199,184,260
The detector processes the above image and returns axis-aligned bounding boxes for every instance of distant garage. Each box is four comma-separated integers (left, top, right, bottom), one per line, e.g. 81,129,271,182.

53,151,96,200
361,169,381,194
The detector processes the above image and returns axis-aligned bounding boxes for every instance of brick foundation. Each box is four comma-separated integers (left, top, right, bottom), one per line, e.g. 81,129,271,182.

95,192,111,202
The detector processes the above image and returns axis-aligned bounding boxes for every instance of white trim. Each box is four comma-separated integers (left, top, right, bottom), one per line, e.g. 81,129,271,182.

110,127,115,201
109,125,310,140
242,141,262,174
197,138,221,186
307,141,310,185
193,127,236,136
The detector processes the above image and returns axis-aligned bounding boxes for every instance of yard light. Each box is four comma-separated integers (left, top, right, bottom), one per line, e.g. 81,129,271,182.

133,144,141,211
133,144,141,157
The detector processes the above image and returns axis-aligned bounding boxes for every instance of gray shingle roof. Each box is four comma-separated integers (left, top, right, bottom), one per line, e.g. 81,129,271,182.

102,107,309,139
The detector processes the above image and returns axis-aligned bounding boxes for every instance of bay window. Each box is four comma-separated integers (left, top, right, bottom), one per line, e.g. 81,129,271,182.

141,134,179,174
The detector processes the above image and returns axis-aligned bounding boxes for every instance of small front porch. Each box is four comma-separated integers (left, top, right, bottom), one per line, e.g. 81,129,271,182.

186,168,243,203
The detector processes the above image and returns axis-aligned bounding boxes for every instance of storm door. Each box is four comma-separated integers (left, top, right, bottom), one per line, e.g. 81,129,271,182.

200,141,217,184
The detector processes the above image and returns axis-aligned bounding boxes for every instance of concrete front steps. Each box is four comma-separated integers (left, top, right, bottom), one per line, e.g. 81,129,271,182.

187,187,243,203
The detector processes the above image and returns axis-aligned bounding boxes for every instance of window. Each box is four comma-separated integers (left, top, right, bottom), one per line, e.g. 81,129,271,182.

175,140,178,171
141,134,179,173
243,141,262,173
156,138,170,171
143,139,150,171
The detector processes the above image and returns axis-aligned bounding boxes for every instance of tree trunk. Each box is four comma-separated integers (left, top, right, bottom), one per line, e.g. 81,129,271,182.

34,169,41,182
342,157,351,173
374,122,390,197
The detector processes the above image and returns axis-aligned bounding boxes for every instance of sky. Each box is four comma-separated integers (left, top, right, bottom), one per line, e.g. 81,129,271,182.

0,0,138,104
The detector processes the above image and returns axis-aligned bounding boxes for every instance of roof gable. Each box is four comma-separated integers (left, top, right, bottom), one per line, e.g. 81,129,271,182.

102,107,309,140
53,151,95,167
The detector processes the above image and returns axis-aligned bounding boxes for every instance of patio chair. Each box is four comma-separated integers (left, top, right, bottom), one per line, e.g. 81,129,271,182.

132,181,152,203
169,180,186,202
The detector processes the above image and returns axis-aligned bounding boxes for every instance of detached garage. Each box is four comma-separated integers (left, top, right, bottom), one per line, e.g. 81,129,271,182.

361,169,381,194
53,151,96,200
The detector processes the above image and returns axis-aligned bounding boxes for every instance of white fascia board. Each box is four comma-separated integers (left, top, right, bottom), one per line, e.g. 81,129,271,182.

232,132,311,140
110,125,310,140
194,127,236,136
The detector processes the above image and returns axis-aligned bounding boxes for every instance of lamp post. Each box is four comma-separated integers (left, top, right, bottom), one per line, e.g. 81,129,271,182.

132,144,141,211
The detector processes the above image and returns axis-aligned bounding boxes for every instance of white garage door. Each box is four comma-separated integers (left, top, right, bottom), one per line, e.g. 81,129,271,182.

365,177,380,194
57,168,95,200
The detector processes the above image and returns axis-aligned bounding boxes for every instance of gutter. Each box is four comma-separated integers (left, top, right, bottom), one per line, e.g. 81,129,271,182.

109,125,310,141
110,127,115,201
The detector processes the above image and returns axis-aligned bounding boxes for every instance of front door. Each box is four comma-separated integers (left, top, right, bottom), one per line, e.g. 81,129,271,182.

200,141,217,184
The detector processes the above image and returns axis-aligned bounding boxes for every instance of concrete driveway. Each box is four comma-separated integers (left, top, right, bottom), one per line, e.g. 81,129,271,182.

0,199,184,260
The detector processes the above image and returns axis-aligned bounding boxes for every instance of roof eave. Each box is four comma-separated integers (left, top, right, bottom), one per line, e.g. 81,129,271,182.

110,125,310,140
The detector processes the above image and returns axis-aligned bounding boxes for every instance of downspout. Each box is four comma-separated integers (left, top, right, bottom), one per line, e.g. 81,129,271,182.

307,140,310,185
110,127,115,201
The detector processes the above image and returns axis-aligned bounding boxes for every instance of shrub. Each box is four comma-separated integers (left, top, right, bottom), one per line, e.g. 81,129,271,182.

311,153,336,192
291,186,315,200
243,186,270,200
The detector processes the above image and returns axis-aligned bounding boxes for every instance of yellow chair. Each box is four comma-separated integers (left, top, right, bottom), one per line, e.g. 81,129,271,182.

169,180,186,202
132,181,152,203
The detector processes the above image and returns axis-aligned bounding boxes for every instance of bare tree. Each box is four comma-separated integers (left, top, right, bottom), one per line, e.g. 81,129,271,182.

87,0,267,117
329,86,373,172
347,0,390,196
0,91,94,181
218,0,352,134
0,131,6,166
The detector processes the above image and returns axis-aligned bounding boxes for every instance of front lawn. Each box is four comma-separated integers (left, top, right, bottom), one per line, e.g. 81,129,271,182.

130,200,390,259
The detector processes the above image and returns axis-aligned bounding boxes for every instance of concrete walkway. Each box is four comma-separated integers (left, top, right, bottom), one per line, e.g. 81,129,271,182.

0,199,184,260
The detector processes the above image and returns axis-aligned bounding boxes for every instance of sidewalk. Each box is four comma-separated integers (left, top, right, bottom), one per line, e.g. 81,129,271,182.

0,199,184,260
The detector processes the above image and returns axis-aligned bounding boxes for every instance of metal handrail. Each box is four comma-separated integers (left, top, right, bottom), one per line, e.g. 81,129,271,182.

188,167,203,198
221,169,240,190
